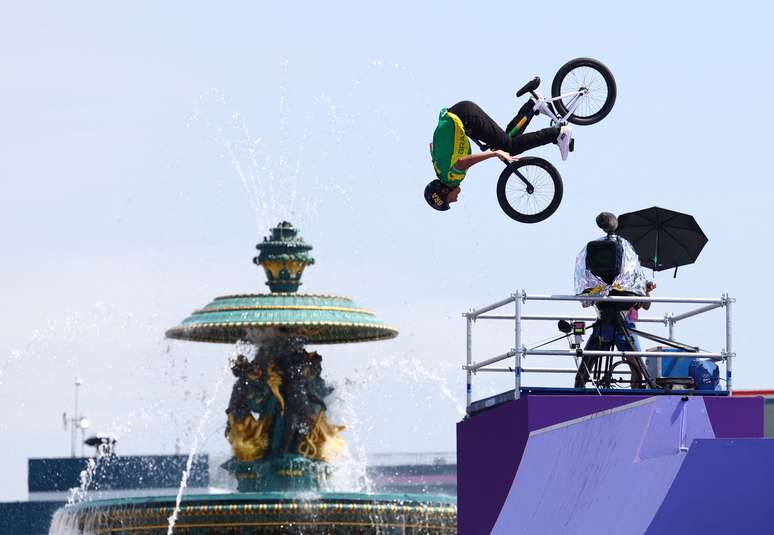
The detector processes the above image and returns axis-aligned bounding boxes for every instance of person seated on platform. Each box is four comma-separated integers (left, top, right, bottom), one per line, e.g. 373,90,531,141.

424,100,572,211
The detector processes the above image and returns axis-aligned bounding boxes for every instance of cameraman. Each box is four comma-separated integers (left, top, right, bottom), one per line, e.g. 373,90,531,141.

574,212,650,388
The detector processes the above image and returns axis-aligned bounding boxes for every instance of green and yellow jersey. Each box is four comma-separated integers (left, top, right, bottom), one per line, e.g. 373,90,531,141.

430,108,470,187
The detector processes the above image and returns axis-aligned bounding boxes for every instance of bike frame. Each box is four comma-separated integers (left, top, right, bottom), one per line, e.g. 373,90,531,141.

530,88,588,125
473,86,589,199
471,86,588,152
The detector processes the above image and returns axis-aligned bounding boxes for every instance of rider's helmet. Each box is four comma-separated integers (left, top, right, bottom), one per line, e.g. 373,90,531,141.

424,179,453,211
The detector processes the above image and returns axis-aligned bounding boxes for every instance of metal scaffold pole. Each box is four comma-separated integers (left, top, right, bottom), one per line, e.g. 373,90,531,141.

466,314,473,413
725,294,734,394
514,291,523,400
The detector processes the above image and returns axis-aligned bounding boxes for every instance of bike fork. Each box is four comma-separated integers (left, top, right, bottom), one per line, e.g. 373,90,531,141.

508,163,534,193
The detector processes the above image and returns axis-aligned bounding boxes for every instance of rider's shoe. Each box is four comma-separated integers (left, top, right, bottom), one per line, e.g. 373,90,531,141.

557,125,573,161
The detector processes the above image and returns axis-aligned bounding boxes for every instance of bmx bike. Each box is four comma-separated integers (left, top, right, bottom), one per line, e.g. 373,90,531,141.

475,57,617,223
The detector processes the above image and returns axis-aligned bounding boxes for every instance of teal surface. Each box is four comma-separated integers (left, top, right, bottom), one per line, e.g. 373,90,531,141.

61,492,457,510
53,492,457,534
166,293,398,344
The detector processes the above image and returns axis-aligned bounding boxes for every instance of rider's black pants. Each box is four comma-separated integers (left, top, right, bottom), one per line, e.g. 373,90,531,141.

448,100,559,155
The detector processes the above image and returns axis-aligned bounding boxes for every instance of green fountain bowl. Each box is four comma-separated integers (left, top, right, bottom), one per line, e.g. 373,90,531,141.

165,293,398,345
51,492,457,534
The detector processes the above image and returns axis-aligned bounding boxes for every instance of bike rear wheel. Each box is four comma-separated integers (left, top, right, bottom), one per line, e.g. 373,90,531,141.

551,57,616,126
496,157,563,223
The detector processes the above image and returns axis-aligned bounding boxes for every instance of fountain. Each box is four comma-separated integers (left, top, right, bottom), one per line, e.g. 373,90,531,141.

50,222,456,534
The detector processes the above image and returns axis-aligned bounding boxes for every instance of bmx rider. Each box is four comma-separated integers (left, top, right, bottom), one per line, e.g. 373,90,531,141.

424,100,572,211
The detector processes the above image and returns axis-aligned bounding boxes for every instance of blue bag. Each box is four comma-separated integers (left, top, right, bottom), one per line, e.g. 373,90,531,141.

688,359,721,391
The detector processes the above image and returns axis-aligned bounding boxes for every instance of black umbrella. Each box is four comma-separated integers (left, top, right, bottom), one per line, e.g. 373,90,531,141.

616,207,708,276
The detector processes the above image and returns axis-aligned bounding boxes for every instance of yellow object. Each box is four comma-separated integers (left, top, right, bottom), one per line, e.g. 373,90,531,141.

445,111,470,185
267,359,285,415
261,259,308,285
226,413,271,461
298,410,346,462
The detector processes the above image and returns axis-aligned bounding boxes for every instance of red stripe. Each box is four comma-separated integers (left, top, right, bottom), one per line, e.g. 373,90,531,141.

732,389,774,396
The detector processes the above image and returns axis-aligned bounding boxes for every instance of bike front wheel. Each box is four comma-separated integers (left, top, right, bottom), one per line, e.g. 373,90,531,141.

496,157,563,223
551,57,616,126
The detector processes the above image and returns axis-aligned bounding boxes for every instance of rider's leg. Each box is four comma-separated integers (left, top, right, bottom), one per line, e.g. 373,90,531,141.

503,127,561,155
449,100,562,156
505,99,537,138
448,101,512,149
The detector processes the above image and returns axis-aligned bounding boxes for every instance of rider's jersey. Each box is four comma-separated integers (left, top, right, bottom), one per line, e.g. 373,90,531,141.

431,108,471,187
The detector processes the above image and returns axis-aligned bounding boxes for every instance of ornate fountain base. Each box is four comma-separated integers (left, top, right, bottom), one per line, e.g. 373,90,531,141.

50,493,457,534
223,455,331,493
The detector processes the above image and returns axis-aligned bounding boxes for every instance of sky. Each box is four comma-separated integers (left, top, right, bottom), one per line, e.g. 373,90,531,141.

1,1,773,501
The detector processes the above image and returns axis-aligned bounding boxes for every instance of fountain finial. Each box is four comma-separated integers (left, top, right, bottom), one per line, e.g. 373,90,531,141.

253,221,315,293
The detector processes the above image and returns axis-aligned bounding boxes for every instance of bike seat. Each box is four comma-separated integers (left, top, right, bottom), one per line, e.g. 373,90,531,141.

516,76,540,97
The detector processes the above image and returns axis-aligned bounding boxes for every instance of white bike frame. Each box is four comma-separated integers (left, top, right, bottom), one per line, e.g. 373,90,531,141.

530,88,588,126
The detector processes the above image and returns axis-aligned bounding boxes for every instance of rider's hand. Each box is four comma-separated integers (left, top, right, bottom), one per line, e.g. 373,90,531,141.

494,150,518,163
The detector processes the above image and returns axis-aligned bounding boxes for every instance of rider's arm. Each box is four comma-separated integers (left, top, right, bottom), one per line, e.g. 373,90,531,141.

453,150,516,171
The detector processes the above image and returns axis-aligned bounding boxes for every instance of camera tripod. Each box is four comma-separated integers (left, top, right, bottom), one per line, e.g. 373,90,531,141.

571,302,698,390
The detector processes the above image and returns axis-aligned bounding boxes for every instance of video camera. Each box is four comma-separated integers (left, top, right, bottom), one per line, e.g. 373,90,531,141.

585,239,623,285
574,212,647,300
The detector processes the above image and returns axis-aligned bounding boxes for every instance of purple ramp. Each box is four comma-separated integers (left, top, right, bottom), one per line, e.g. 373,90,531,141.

527,395,648,432
704,396,764,437
459,395,663,533
457,398,529,535
646,439,774,534
491,396,715,535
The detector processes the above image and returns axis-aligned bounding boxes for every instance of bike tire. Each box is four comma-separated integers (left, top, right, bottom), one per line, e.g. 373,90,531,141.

496,157,563,223
551,57,616,126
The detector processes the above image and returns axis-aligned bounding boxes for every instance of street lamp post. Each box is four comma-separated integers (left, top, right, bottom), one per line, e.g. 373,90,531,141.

63,377,89,457
72,377,81,457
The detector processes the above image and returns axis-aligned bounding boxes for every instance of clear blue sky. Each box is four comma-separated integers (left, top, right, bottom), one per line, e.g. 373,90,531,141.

1,1,772,501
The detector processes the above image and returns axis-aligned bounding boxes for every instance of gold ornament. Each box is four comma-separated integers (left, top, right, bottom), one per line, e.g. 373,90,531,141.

298,410,346,462
226,413,271,461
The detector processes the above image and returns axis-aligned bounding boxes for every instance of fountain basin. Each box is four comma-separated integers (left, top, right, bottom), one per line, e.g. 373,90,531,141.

165,293,398,345
51,492,456,534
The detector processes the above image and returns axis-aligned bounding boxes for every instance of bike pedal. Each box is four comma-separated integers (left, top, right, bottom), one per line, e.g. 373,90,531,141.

569,139,575,152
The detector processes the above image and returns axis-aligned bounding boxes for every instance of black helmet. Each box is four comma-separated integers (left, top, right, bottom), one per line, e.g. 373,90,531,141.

424,179,453,211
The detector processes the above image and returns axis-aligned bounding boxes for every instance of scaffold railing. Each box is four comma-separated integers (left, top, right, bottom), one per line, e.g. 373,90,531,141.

462,291,735,412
